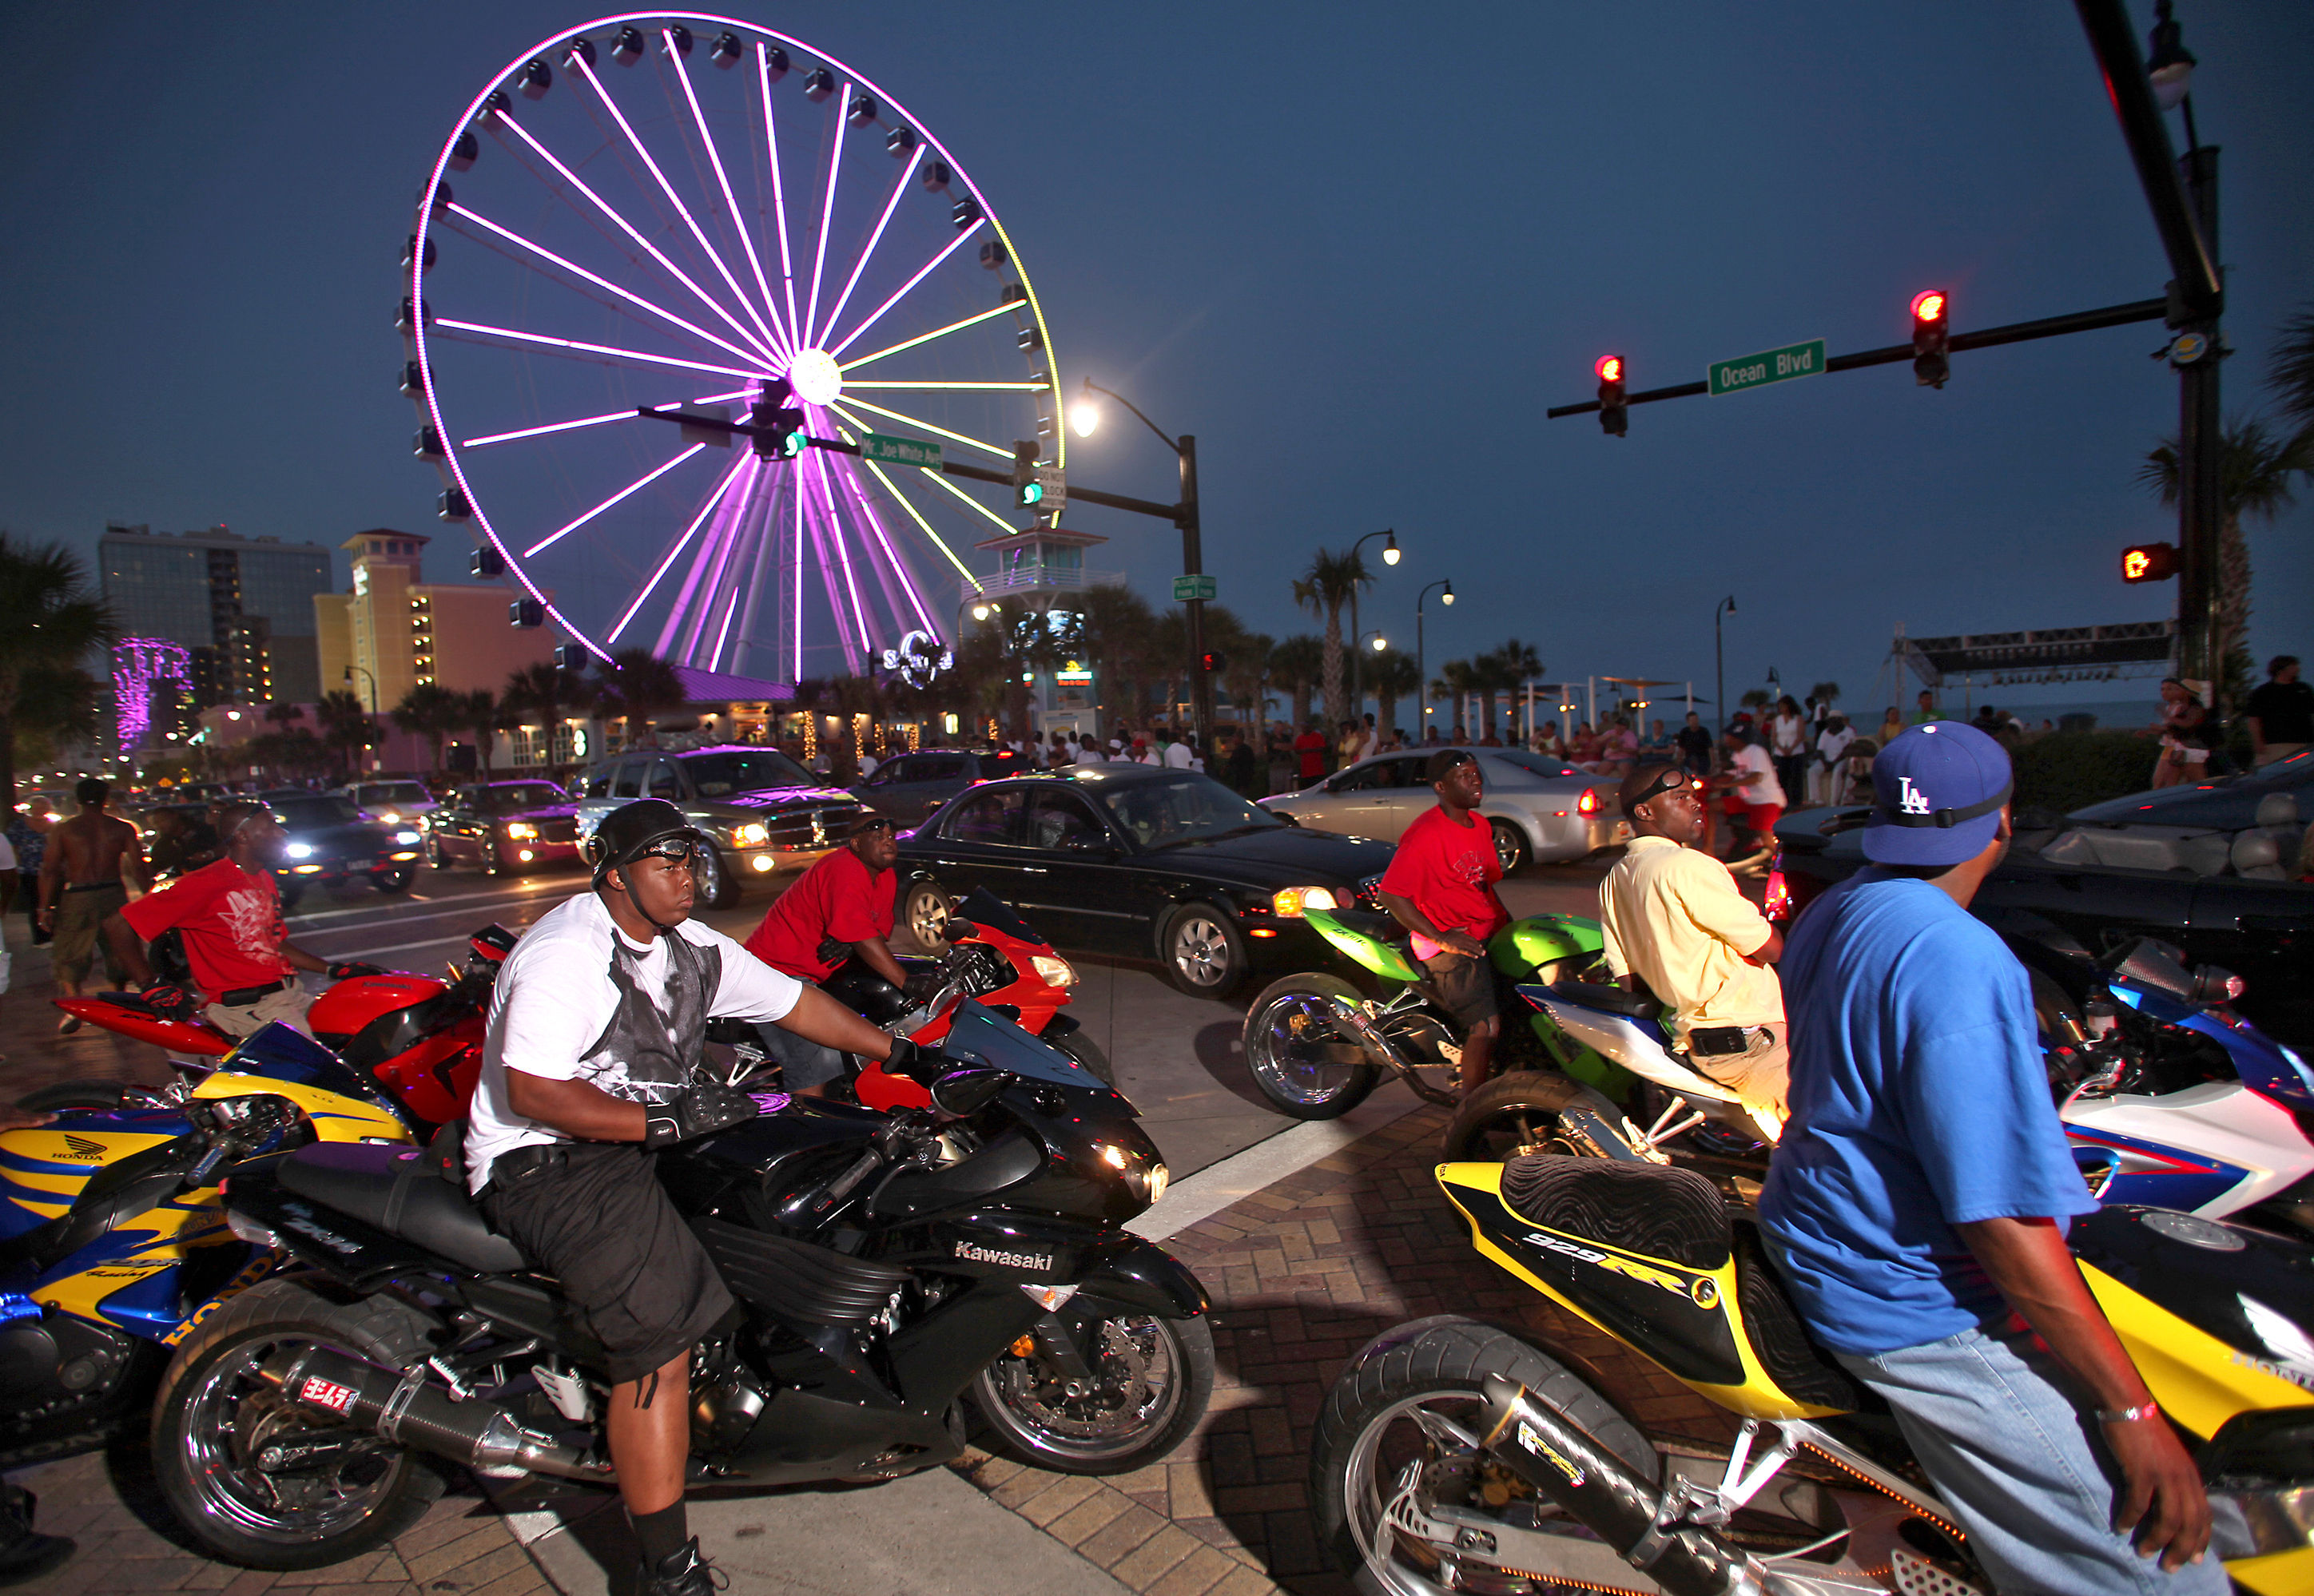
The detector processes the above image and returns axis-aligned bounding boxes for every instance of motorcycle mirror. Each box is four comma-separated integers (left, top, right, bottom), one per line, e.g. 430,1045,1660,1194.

930,1066,1011,1117
2192,965,2245,1005
943,919,980,943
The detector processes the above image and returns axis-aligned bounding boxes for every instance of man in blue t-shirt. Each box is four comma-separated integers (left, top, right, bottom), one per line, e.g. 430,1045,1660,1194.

1759,723,2216,1594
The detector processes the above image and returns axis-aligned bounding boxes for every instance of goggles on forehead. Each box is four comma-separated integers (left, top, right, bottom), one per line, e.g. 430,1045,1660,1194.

632,835,705,865
1629,768,1697,809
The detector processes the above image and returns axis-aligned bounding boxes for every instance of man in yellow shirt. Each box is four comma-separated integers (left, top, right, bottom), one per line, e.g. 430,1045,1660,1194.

1597,762,1789,1125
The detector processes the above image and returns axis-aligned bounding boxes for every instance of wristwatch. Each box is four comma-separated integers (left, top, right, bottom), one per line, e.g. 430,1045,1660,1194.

2094,1401,2160,1423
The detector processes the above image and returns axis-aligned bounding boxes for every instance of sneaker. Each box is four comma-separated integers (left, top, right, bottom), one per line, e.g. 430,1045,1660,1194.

637,1538,726,1596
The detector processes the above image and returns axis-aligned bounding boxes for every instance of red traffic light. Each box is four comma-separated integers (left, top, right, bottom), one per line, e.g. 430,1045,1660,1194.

1910,290,1947,324
2121,542,2180,583
1595,355,1624,383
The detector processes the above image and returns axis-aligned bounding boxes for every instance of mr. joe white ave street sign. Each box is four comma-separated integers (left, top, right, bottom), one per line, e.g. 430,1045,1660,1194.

861,431,942,468
1707,339,1827,398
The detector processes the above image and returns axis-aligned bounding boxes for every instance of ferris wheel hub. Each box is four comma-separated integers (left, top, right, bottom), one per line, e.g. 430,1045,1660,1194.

785,348,843,407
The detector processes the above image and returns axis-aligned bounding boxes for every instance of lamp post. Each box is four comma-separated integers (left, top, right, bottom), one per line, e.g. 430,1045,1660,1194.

1417,578,1453,732
1712,596,1736,736
1078,378,1209,737
1346,528,1399,719
344,664,378,715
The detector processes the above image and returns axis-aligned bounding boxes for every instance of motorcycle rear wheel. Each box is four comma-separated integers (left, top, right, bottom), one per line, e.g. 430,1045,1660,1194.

152,1280,443,1570
1242,974,1381,1120
1438,1071,1644,1163
16,1079,178,1114
971,1310,1212,1475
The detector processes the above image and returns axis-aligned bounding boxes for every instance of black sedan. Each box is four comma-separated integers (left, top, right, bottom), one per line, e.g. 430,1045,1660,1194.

895,764,1396,996
1771,805,2313,1050
260,791,424,907
423,780,583,877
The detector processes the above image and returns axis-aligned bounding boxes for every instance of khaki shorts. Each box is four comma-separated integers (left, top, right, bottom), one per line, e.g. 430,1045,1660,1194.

1677,1024,1790,1128
205,983,314,1039
51,883,128,987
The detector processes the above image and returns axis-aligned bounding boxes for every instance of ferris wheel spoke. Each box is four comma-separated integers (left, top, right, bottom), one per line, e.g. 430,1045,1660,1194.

808,449,876,665
825,220,986,360
522,442,710,558
801,80,853,359
660,461,764,660
664,38,790,359
607,451,755,644
492,111,783,370
814,144,925,349
441,204,778,375
829,398,1012,462
756,42,803,352
463,405,646,450
911,455,1029,535
845,381,1048,391
845,435,986,589
838,302,1017,372
434,317,766,382
567,48,789,363
824,451,940,636
799,489,864,673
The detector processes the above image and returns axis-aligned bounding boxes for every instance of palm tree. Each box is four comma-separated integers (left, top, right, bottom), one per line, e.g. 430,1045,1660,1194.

391,682,466,775
1809,681,1842,716
459,689,501,774
316,689,377,777
263,699,304,729
1074,585,1154,736
8,661,101,776
593,649,690,749
1291,546,1372,730
1431,660,1480,736
1368,647,1423,737
2140,416,2303,713
1269,635,1325,730
1476,638,1543,742
0,534,116,808
2267,302,2314,467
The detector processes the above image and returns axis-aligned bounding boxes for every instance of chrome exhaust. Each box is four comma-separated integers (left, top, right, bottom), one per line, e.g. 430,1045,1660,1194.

261,1343,614,1484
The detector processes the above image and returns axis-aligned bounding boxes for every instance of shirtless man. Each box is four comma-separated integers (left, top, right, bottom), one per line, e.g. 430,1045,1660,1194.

37,780,147,1031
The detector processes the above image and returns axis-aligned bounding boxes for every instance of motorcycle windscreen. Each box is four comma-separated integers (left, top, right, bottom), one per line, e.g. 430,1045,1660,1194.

939,1000,1107,1092
952,887,1051,948
222,1021,384,1106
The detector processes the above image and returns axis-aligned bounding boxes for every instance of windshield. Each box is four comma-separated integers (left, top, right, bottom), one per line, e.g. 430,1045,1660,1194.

221,1020,392,1115
360,783,429,804
681,749,813,796
483,784,570,812
268,796,360,829
1087,771,1284,848
1487,750,1580,779
940,999,1114,1094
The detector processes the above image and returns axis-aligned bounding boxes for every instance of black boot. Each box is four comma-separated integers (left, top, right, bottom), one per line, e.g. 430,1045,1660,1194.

637,1537,723,1596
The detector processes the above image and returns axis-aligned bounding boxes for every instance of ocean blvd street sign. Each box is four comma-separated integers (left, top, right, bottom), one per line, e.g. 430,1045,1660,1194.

862,432,942,468
1708,339,1827,398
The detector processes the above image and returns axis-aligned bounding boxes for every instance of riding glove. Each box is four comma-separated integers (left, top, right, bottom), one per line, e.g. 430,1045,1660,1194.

642,1084,785,1149
884,1037,950,1084
328,962,387,981
140,982,203,1022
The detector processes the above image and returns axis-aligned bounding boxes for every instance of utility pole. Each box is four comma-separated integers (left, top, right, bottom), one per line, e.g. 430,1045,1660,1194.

1179,434,1207,739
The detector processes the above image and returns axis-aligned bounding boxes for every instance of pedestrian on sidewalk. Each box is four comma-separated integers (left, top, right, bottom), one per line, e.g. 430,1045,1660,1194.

1812,713,1856,805
3,809,46,948
1908,689,1939,726
2248,655,2312,768
1294,720,1328,788
1879,705,1906,748
1768,697,1809,811
1676,710,1714,778
36,780,147,1031
2142,679,2212,788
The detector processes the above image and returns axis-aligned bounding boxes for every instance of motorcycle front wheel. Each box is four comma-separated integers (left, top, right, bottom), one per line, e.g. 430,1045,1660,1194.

971,1310,1213,1475
1241,974,1381,1120
1048,1026,1118,1086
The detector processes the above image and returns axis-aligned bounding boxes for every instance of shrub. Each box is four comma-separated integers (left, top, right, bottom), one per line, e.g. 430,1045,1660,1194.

2013,731,2157,815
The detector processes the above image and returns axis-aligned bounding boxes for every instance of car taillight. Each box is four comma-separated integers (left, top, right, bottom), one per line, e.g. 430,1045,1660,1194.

1577,788,1599,816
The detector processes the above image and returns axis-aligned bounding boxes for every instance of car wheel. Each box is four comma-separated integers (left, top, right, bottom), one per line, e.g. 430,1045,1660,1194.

481,839,504,876
902,881,954,953
423,836,448,870
372,867,413,894
1159,903,1246,998
1489,818,1529,875
698,845,739,911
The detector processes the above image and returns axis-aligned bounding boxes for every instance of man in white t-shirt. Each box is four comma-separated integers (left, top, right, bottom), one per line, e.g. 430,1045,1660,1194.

1812,714,1856,804
465,800,925,1596
1715,727,1787,867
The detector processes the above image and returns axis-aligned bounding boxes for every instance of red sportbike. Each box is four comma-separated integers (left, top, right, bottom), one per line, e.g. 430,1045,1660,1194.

39,925,518,1132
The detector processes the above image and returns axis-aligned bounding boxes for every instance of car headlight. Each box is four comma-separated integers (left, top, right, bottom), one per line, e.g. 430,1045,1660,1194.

285,842,313,860
1030,954,1077,987
378,812,400,825
393,830,420,845
1271,885,1339,919
505,821,539,840
730,822,768,847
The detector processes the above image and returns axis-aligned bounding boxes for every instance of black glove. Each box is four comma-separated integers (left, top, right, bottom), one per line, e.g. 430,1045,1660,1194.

328,962,387,981
883,1036,948,1085
141,982,202,1022
642,1084,785,1149
901,971,943,1006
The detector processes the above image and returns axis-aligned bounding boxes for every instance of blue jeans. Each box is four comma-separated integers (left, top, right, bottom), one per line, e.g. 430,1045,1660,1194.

749,1020,845,1090
1836,1325,2228,1595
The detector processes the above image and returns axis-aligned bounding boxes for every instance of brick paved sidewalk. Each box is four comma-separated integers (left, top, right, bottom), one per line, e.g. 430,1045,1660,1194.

944,1104,1733,1596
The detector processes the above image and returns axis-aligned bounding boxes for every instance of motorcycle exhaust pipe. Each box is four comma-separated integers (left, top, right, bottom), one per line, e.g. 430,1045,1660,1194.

1477,1374,1770,1596
260,1343,614,1484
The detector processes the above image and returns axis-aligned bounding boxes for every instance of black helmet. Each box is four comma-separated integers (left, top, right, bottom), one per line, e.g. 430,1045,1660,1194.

584,798,708,887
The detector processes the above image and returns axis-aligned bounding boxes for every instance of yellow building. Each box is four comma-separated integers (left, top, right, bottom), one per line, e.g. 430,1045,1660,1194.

314,530,559,712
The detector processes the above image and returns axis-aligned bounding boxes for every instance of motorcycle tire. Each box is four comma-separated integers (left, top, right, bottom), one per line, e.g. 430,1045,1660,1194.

971,1309,1213,1475
16,1080,174,1114
1048,1028,1117,1086
1439,1070,1646,1163
1241,973,1381,1120
151,1279,445,1570
1310,1315,1657,1585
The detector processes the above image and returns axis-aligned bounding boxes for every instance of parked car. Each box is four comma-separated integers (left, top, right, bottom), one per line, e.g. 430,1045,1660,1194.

1258,748,1625,872
1771,804,2314,1050
851,747,1032,824
896,764,1398,996
423,780,584,879
572,745,869,907
258,790,423,907
337,778,440,828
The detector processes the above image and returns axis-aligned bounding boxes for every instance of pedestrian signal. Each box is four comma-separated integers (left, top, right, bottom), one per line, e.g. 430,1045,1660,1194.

2121,542,2179,583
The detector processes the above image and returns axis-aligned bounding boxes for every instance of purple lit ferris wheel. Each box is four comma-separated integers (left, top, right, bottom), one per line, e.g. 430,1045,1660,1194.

404,14,1065,679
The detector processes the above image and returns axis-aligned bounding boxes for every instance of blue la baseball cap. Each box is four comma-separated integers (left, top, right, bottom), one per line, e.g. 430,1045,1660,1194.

1863,721,2014,866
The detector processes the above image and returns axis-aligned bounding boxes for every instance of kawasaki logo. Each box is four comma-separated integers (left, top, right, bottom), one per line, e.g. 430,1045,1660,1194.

955,1241,1055,1273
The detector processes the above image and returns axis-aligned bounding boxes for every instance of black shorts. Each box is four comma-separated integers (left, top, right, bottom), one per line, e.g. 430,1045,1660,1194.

1421,950,1499,1030
480,1142,735,1384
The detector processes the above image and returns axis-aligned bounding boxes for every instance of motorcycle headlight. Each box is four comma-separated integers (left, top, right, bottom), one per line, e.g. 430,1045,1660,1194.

1098,1143,1171,1206
284,842,313,860
1030,954,1077,987
1271,885,1338,919
505,821,539,840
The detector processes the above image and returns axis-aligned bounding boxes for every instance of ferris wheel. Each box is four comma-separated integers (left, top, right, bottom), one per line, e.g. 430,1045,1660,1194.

403,12,1064,680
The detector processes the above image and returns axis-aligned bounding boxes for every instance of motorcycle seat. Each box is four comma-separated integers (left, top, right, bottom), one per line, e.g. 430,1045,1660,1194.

1549,980,1662,1021
278,1142,530,1274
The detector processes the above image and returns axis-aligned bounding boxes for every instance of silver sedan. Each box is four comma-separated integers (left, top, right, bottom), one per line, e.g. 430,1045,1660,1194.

1258,748,1627,871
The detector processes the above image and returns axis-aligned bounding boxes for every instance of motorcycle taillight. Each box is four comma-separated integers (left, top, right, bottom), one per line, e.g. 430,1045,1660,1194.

1763,867,1791,923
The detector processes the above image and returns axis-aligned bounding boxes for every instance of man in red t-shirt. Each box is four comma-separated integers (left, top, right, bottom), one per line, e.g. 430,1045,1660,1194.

741,814,903,1091
1376,748,1510,1095
1294,721,1329,788
101,802,380,1037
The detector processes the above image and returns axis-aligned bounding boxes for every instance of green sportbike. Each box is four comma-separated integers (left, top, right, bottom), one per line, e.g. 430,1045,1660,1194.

1239,908,1632,1121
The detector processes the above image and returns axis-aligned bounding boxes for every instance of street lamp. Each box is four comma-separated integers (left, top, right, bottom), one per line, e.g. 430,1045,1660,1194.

1347,528,1399,717
1078,376,1209,736
1417,578,1453,730
1713,595,1737,736
344,664,378,714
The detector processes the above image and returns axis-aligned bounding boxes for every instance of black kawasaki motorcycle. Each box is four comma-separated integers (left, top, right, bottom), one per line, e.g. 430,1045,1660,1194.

147,1002,1211,1571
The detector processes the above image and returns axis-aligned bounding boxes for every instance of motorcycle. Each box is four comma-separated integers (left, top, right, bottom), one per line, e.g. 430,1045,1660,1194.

1311,1152,2314,1595
147,999,1213,1572
35,925,519,1133
1238,907,1614,1119
0,1025,414,1470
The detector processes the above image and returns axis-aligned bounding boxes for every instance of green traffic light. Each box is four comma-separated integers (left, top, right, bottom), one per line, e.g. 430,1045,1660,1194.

1019,482,1044,506
781,431,805,459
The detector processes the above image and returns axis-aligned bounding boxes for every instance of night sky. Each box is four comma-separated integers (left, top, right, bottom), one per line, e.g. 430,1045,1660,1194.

6,2,2310,728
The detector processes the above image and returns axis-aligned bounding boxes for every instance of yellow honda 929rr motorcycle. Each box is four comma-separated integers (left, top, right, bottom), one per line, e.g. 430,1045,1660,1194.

1312,1155,2314,1595
0,1023,412,1467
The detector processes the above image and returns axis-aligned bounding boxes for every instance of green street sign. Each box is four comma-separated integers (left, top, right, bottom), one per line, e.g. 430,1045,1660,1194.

1173,574,1218,603
1708,339,1827,398
861,431,942,468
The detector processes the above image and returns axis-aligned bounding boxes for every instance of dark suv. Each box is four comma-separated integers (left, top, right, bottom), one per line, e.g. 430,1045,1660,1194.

574,745,868,907
851,748,1031,825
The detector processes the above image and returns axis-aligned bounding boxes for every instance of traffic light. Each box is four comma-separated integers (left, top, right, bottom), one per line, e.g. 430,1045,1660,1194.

1910,290,1950,388
750,393,805,458
1199,651,1227,675
1012,440,1043,506
2121,541,2180,583
1595,355,1628,436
